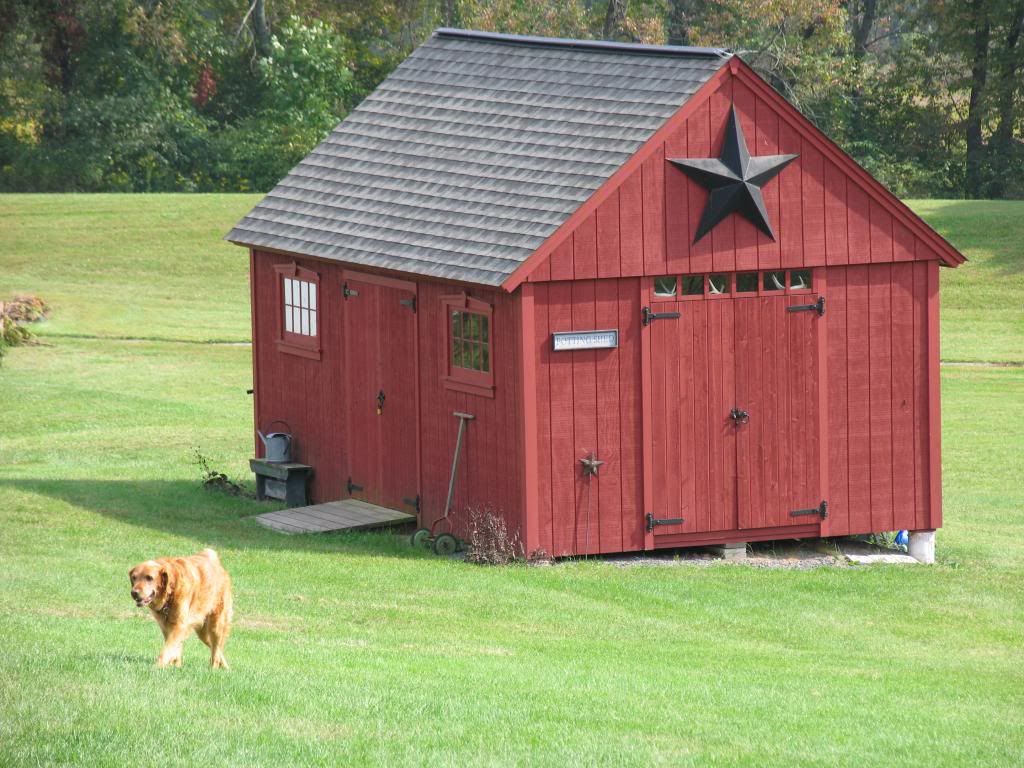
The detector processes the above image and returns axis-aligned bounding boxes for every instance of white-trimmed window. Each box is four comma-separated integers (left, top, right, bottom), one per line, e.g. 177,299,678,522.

273,262,321,359
284,276,317,337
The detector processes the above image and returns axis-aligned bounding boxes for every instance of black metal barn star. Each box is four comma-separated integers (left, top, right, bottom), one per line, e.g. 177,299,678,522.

669,106,798,244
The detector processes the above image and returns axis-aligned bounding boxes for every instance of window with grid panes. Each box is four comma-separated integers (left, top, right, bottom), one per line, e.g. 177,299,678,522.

442,294,494,396
273,262,321,359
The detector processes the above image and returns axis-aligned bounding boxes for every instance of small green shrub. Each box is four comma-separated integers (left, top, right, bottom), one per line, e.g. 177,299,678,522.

190,446,249,497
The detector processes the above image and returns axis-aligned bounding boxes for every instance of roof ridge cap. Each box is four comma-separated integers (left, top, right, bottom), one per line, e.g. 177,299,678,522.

434,28,731,58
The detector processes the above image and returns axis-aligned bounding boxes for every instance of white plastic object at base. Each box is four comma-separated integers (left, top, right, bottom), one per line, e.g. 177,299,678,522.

908,530,936,564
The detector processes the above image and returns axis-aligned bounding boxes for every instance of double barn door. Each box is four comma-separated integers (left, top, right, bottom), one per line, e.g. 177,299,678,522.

342,272,418,512
647,291,826,539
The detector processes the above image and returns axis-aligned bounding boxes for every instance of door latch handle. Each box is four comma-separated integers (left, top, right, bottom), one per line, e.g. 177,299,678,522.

376,390,385,415
642,306,682,326
729,408,749,426
786,295,825,316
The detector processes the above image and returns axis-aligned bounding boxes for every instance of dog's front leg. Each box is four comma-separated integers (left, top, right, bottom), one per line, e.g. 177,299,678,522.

156,613,191,668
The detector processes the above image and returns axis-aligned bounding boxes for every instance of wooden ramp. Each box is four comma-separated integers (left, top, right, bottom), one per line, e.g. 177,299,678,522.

253,498,416,534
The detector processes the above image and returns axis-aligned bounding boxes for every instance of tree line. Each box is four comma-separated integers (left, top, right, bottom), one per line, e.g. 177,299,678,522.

0,0,1020,198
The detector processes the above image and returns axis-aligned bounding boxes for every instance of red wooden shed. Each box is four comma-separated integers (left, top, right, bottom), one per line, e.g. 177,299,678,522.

228,29,965,558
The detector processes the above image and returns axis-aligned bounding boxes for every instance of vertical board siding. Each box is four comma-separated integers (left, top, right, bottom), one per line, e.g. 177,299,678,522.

252,251,348,503
777,117,804,269
534,283,554,555
571,280,599,553
709,80,736,272
823,163,848,265
415,282,524,539
825,263,932,536
596,192,621,279
533,278,645,555
913,260,932,530
642,148,667,275
801,142,826,266
618,279,645,550
574,213,598,280
663,123,690,275
755,95,782,270
844,265,872,533
827,269,850,534
732,80,760,272
619,172,645,276
687,98,714,274
594,280,623,552
890,264,917,526
868,264,894,532
546,282,576,555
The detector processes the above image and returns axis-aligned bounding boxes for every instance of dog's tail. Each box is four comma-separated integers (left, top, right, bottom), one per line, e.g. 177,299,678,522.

201,548,219,562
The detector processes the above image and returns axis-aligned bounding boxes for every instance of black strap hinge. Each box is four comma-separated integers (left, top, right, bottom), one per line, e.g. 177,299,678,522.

790,500,828,519
786,296,825,316
403,495,420,513
646,513,685,532
642,306,682,326
343,283,359,299
346,477,363,494
399,296,416,313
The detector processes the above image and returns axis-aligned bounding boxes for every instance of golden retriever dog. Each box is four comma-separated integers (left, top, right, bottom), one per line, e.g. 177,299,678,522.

129,548,233,669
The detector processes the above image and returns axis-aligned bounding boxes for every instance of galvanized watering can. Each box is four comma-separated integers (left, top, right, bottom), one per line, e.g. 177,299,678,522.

257,420,292,463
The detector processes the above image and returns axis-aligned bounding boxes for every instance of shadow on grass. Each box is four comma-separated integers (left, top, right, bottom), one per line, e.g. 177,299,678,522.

0,477,425,560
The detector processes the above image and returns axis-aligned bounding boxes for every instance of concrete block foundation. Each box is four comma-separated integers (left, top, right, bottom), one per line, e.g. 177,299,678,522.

908,530,936,564
707,542,747,561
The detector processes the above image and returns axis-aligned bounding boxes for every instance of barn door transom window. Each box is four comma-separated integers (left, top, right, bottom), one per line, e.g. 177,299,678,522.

442,293,494,397
651,270,814,302
273,262,321,359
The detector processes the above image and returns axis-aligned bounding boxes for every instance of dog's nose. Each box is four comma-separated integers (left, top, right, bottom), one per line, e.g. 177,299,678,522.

131,589,140,599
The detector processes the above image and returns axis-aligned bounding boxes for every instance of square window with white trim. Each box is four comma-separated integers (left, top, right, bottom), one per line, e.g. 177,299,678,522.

283,277,318,337
274,263,321,359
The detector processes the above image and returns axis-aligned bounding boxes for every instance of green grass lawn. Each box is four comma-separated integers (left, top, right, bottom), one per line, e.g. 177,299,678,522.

0,195,1022,766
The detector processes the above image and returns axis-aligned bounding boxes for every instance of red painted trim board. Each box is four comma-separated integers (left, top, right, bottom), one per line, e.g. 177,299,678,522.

927,260,942,529
519,283,540,554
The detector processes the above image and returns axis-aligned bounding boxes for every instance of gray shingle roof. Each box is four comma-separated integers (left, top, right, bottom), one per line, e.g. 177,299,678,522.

226,29,730,287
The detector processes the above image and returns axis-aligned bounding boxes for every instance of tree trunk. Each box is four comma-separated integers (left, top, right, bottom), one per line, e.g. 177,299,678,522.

989,0,1024,197
42,0,79,93
442,0,458,28
602,0,632,42
965,0,991,198
850,0,878,59
252,0,272,60
847,0,877,143
666,0,701,46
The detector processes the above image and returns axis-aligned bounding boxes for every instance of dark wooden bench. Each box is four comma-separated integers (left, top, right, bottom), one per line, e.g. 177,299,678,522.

249,459,314,507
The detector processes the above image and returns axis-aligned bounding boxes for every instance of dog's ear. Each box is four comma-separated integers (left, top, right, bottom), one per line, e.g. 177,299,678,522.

159,562,178,599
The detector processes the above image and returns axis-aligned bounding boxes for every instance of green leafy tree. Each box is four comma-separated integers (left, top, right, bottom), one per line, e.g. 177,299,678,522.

209,15,354,191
